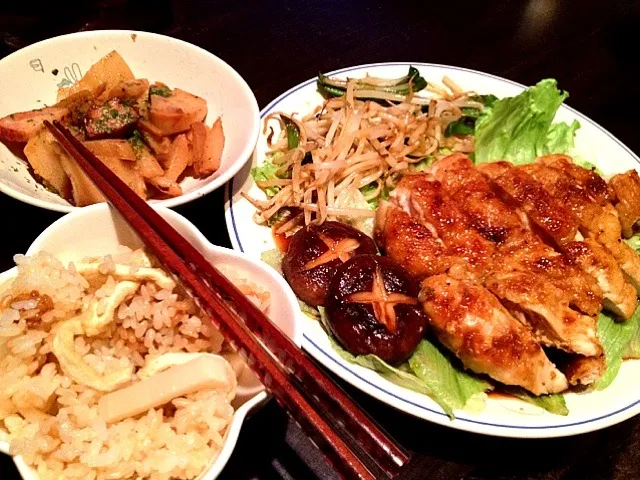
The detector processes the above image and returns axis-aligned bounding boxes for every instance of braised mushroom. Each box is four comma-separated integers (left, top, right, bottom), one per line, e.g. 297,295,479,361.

282,221,377,307
325,254,427,363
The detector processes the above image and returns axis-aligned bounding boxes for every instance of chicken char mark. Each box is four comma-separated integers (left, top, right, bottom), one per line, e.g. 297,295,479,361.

377,154,618,391
524,160,640,296
429,154,603,317
478,160,579,246
608,169,640,239
537,154,614,206
420,274,568,395
374,201,454,279
394,174,495,278
479,160,637,320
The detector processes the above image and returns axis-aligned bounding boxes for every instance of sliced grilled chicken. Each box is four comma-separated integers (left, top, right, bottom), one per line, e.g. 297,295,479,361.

492,236,602,317
431,154,603,317
524,161,640,294
563,239,637,319
479,161,578,245
394,173,495,278
591,206,640,293
484,271,602,357
480,161,636,319
537,154,614,205
379,163,602,361
609,170,640,238
374,201,453,279
559,354,606,386
428,155,603,357
420,274,568,395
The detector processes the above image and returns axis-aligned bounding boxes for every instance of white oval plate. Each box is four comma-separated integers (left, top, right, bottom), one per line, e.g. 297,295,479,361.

224,62,640,438
0,30,260,211
0,203,302,479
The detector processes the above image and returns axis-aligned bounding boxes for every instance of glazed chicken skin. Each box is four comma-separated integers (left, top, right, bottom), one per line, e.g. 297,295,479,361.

562,239,637,320
392,173,496,280
431,154,603,317
388,165,602,358
483,271,601,357
375,152,640,394
374,202,453,279
536,155,614,205
523,159,640,294
609,170,640,238
477,161,579,246
377,171,596,389
420,275,568,395
479,161,637,320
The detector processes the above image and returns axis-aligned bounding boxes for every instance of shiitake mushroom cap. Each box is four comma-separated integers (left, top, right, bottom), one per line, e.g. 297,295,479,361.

325,254,427,363
282,221,377,307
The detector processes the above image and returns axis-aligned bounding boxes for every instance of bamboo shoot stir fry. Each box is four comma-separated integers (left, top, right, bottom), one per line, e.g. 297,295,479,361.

0,51,225,206
245,67,493,235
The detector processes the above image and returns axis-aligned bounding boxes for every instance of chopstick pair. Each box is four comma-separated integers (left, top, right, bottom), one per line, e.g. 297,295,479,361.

44,120,410,480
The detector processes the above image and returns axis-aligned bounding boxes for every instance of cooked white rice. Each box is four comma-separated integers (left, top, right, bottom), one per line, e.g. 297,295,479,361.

0,249,269,480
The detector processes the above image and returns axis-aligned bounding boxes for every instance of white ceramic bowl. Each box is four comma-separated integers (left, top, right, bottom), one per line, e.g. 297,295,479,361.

0,30,260,211
0,203,302,479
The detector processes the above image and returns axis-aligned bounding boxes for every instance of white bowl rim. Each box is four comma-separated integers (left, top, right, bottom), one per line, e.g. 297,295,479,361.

0,29,260,212
0,203,302,479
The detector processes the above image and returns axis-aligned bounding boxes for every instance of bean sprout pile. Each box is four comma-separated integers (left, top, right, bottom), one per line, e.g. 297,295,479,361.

244,72,484,235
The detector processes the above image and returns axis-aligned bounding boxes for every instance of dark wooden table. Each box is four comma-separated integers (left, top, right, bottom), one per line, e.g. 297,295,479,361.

2,1,640,479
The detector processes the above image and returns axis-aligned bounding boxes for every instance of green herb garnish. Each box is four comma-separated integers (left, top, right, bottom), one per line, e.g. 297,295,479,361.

149,84,172,97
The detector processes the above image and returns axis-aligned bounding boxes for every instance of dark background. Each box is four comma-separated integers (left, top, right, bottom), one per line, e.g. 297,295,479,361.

2,1,640,479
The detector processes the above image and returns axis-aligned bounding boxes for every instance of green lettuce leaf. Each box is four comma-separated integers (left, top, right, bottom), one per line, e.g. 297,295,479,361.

251,153,286,197
408,148,453,173
409,158,433,172
507,388,568,416
298,300,320,320
571,156,603,175
317,307,439,399
542,120,580,156
594,306,640,390
332,341,448,411
623,326,640,360
334,187,375,237
408,339,492,417
251,161,280,197
475,79,579,165
260,248,284,274
470,94,498,108
625,234,640,253
622,235,640,359
359,183,389,209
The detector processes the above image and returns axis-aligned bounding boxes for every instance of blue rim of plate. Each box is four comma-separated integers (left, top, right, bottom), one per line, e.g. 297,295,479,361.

226,62,640,432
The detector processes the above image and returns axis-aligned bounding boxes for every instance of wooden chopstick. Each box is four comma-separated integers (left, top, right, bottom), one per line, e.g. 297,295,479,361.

45,120,410,479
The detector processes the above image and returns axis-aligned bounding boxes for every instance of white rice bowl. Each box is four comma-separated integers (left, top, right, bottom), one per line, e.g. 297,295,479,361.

0,204,302,480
